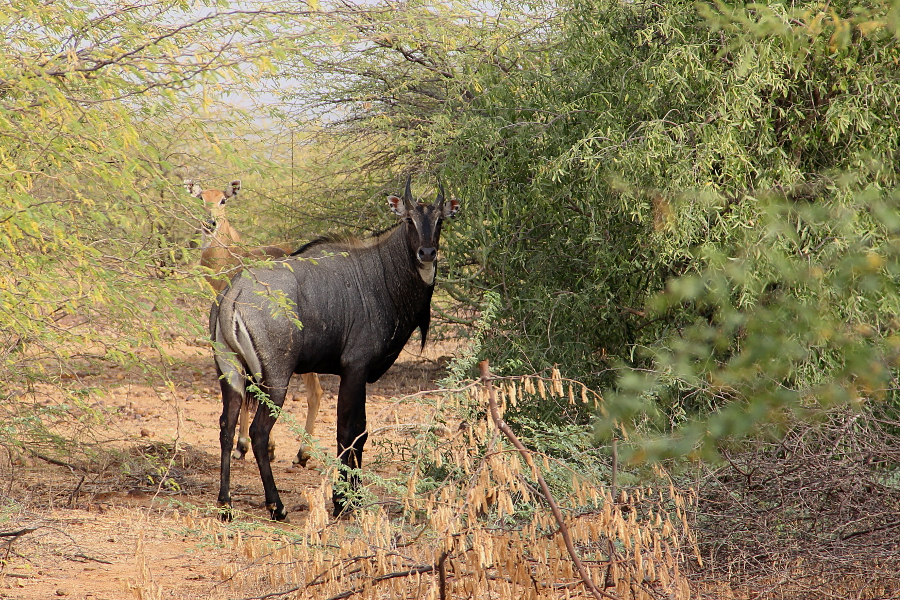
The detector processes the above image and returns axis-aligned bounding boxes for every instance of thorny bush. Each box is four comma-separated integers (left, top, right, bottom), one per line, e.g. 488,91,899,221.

691,405,900,599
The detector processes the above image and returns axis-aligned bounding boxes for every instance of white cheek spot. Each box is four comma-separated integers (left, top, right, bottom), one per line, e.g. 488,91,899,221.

418,262,436,284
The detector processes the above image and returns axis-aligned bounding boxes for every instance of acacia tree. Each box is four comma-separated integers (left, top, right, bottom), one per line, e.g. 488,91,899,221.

275,0,900,432
0,0,327,457
257,0,556,230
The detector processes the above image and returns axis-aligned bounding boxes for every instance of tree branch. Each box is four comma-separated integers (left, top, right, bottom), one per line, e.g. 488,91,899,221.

479,360,619,600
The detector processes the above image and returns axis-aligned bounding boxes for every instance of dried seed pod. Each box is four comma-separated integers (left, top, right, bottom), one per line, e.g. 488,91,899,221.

551,367,564,396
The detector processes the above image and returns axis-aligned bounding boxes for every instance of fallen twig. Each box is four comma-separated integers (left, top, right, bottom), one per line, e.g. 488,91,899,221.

0,527,37,539
29,452,89,473
235,564,438,600
68,474,86,507
73,552,114,565
325,565,436,600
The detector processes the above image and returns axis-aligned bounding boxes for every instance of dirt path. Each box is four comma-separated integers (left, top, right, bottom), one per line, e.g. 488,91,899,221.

0,336,459,600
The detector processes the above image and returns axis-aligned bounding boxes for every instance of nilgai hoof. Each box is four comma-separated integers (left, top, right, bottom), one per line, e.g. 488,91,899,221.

332,494,355,518
293,447,312,468
218,503,234,522
233,438,276,461
268,504,289,522
233,436,251,460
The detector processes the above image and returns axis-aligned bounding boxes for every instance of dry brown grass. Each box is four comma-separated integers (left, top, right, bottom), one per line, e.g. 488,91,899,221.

192,370,697,600
690,407,900,600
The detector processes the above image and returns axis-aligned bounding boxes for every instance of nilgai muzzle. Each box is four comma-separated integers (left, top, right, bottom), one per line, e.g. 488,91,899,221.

210,179,460,520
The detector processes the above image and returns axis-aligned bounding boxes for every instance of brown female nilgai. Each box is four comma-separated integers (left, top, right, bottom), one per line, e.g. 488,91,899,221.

186,178,323,466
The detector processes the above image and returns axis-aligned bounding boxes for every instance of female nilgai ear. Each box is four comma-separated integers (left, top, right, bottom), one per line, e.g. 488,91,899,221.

184,179,203,198
442,197,461,218
225,180,241,198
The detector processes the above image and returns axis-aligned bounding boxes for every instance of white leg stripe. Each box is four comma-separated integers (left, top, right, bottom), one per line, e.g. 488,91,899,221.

215,319,245,395
234,311,264,380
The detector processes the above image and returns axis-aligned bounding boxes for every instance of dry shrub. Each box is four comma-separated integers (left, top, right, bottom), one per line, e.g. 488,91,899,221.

205,373,696,600
692,406,900,599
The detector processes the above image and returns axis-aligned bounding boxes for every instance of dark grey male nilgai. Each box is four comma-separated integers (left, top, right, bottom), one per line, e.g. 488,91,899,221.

210,179,460,520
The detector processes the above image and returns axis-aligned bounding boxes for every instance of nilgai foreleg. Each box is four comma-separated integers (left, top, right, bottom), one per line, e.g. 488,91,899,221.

293,372,324,467
333,370,368,517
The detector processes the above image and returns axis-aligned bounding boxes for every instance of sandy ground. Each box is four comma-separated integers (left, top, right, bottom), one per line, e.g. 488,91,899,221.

0,335,459,600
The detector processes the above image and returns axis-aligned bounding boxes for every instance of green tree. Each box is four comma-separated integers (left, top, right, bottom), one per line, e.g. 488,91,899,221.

270,0,900,443
437,0,900,444
0,0,319,456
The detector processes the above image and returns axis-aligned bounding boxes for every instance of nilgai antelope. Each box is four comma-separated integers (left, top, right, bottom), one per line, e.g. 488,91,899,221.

210,179,460,520
186,179,323,466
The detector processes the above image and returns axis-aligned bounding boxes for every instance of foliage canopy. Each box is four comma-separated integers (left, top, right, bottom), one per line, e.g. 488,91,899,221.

6,0,900,461
292,0,900,453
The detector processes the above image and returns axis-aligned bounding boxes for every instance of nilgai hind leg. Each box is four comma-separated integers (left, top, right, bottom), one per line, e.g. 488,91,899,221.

293,372,324,466
216,370,293,522
232,372,324,465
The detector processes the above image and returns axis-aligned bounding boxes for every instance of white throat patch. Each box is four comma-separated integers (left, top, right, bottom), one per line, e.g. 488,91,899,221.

418,262,436,285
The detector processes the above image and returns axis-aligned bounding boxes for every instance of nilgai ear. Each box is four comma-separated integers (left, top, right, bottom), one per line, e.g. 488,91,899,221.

388,195,408,217
225,180,241,198
442,197,460,218
184,180,203,198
